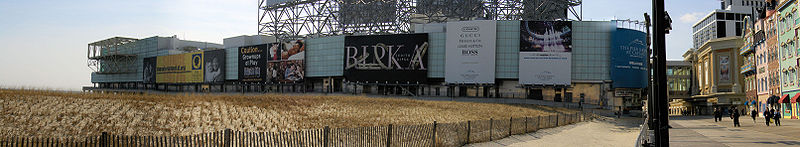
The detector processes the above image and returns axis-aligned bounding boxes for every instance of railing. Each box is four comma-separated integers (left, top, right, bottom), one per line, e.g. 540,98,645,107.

635,117,651,147
1,112,590,147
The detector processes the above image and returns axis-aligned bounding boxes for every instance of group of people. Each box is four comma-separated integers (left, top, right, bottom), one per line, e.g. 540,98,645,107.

713,107,782,127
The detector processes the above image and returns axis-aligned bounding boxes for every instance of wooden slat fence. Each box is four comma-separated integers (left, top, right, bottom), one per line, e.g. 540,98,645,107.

1,112,592,147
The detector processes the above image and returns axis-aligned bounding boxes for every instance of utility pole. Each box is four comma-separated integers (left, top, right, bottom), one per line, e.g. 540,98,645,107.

643,12,655,138
652,0,670,146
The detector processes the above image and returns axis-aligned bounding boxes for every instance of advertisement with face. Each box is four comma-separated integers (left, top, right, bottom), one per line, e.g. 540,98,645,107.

720,55,730,82
344,34,429,83
143,57,157,83
519,21,572,85
203,50,226,83
610,28,648,88
445,20,496,84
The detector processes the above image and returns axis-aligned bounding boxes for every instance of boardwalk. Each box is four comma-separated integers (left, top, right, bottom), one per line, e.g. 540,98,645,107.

670,116,800,147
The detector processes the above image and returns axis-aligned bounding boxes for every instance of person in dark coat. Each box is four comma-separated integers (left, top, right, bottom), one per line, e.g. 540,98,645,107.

713,108,720,122
764,110,771,126
750,109,757,123
733,109,741,127
773,109,781,126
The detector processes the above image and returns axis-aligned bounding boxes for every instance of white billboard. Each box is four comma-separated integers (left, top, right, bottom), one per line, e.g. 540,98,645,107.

519,21,572,85
445,20,497,84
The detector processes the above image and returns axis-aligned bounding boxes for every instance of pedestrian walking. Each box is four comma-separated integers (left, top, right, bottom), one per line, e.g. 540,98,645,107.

773,109,781,126
733,109,741,127
764,110,771,126
713,108,721,122
750,109,757,123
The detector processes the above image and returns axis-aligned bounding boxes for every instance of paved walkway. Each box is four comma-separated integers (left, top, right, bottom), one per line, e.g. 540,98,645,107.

464,117,642,147
670,116,800,147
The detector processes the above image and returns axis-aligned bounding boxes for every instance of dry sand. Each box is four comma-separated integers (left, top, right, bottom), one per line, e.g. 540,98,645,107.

0,89,574,139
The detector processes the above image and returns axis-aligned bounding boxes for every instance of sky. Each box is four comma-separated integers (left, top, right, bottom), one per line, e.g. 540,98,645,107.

0,0,722,91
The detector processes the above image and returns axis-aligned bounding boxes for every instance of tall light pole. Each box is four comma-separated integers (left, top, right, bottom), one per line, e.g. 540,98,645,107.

652,0,671,146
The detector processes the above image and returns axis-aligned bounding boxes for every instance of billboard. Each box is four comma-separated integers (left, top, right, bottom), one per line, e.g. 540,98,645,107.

203,50,226,83
266,40,305,83
156,52,204,83
519,21,572,85
238,44,274,82
344,34,429,83
445,20,496,84
719,55,730,82
143,57,157,83
610,28,648,88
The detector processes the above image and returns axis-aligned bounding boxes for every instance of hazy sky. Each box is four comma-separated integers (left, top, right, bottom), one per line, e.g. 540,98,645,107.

0,0,720,91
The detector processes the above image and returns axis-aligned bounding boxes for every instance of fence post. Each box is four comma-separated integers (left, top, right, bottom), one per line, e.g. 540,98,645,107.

556,114,559,126
224,129,232,147
489,118,493,141
386,124,392,147
524,117,528,133
537,116,541,130
466,121,471,143
432,121,437,147
100,132,108,147
508,117,512,136
324,126,329,147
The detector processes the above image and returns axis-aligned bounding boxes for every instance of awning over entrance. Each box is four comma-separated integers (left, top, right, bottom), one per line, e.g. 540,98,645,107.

779,94,794,103
792,94,800,103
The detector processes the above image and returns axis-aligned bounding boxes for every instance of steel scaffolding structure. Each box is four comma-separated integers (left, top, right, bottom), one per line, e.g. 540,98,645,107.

87,37,139,74
258,0,582,41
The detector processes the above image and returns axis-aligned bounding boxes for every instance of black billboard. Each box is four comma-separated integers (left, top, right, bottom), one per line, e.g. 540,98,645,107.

344,34,429,83
204,50,226,83
238,43,274,82
143,57,157,83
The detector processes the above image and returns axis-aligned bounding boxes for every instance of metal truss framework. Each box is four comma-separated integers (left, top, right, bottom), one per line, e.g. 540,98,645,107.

258,0,582,41
87,37,139,74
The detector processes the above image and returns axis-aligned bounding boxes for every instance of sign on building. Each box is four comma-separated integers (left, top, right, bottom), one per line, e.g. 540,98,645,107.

344,34,429,83
445,20,496,84
519,21,572,85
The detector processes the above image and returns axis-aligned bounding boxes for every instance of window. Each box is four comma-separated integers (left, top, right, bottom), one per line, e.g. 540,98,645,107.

718,21,727,38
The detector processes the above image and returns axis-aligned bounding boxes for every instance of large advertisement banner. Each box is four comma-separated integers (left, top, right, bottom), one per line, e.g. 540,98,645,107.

719,55,730,82
203,50,226,83
266,40,305,83
239,44,273,82
610,28,648,88
344,34,429,83
143,57,157,83
519,21,572,85
156,52,204,83
445,20,496,84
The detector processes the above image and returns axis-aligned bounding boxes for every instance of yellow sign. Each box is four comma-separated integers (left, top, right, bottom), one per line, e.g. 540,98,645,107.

156,52,204,83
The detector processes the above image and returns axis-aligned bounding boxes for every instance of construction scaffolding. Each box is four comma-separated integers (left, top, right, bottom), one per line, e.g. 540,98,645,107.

87,37,139,74
258,0,582,41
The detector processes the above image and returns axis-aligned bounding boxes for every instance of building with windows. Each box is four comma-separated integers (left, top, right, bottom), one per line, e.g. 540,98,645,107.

684,36,745,115
742,16,757,111
667,60,693,115
692,0,766,49
777,0,798,119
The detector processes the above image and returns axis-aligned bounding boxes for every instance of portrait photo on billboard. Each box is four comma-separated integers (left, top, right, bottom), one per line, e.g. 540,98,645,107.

282,60,305,82
344,33,429,82
268,43,281,61
239,44,271,82
282,40,305,61
520,21,572,52
143,57,157,83
719,55,730,82
266,62,282,83
204,50,226,83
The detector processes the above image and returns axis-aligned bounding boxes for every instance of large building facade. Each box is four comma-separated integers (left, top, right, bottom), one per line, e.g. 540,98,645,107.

777,0,800,119
88,20,648,112
667,60,693,115
684,36,745,115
